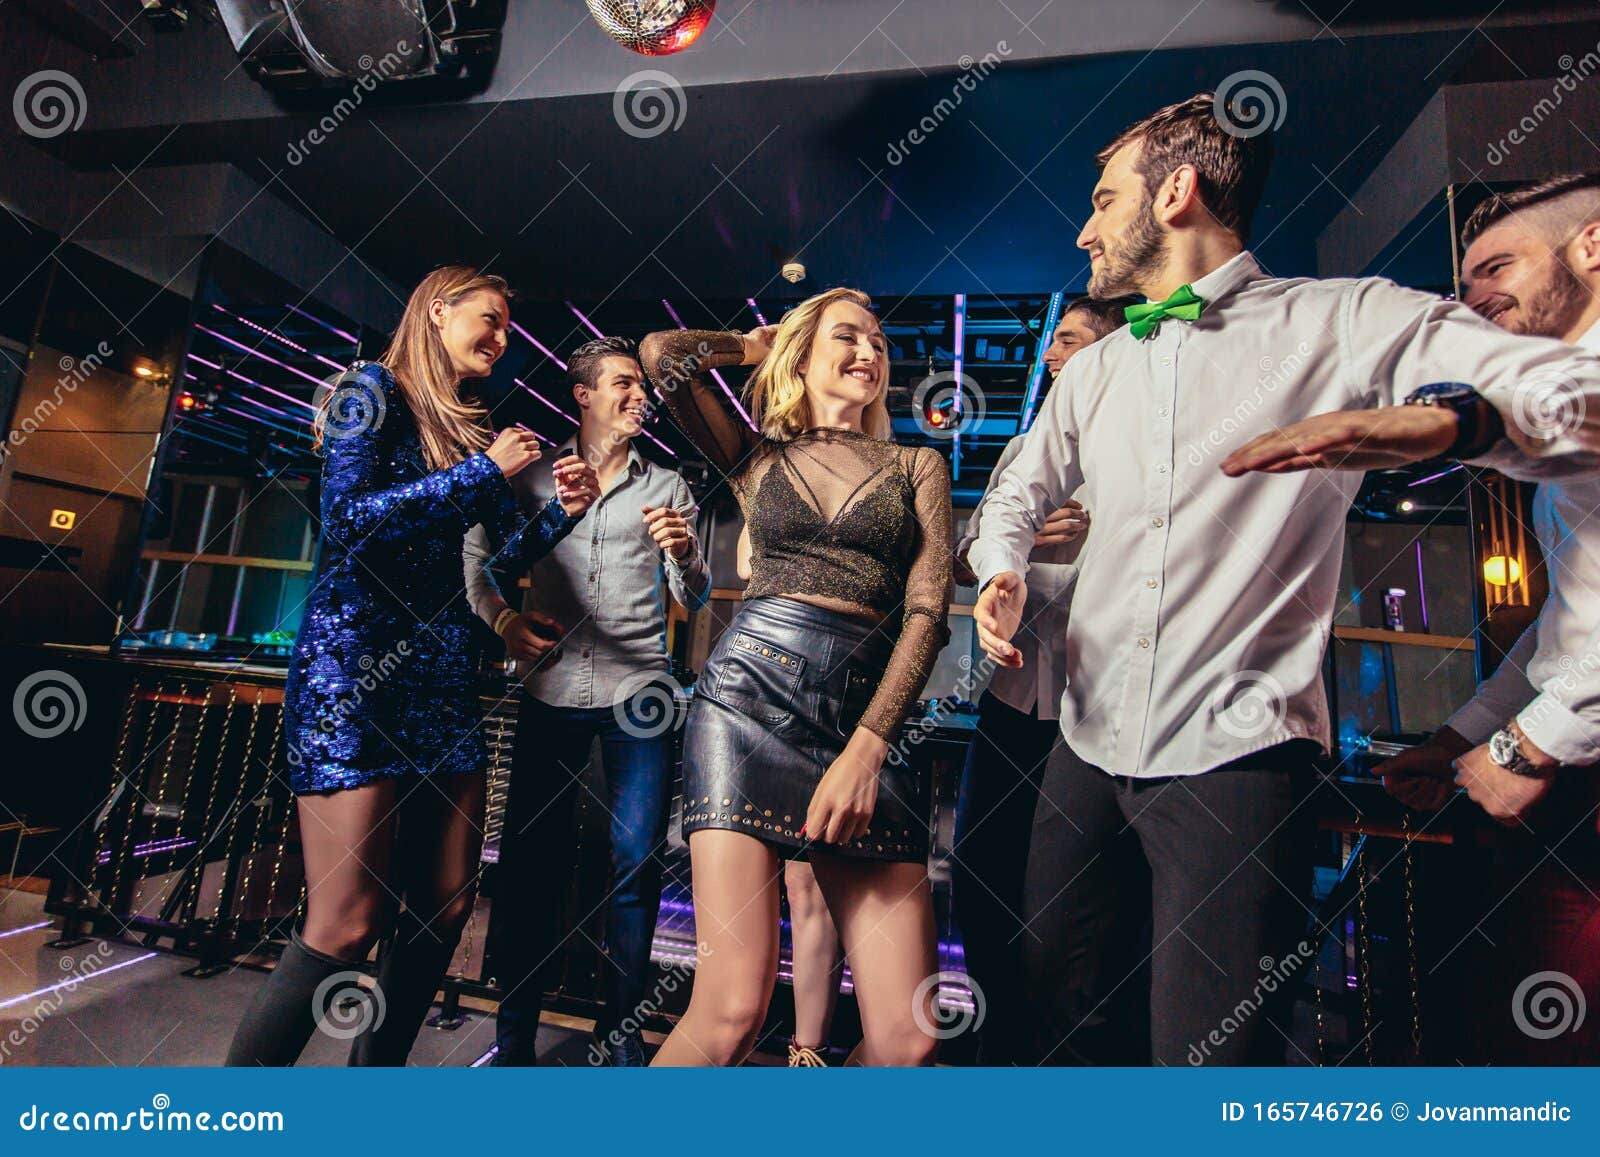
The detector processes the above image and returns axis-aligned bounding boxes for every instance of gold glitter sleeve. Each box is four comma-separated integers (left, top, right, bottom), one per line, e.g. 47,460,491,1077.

859,447,953,742
640,329,758,482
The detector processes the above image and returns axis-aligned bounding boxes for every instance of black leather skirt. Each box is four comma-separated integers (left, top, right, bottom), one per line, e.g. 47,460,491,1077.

682,596,930,862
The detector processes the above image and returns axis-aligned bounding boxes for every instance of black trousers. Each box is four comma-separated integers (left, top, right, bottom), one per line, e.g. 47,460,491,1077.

951,691,1059,1064
1021,738,1316,1066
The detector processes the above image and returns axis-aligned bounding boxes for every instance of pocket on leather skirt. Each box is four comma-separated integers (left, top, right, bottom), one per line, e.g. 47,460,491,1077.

681,597,929,863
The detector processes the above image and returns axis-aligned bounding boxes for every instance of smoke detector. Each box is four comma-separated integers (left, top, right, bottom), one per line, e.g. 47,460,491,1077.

781,261,806,284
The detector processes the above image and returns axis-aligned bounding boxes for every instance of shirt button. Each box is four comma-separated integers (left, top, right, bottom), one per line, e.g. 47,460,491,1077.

1137,637,1150,649
1161,357,1172,367
1157,464,1168,474
1151,517,1164,528
1145,578,1157,589
1157,407,1169,417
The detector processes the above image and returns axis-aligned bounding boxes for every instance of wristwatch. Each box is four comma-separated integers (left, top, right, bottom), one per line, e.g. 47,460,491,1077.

1402,382,1505,458
1487,727,1546,778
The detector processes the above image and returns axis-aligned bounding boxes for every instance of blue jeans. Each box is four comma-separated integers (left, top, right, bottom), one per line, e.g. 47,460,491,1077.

491,692,674,1062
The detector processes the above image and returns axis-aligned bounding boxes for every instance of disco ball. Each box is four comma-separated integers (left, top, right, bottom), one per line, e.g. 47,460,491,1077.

586,0,716,56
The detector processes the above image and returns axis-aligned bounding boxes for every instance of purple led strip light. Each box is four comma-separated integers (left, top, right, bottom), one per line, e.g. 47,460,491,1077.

187,353,318,415
286,303,359,346
195,324,329,389
0,921,52,940
513,322,676,458
213,304,346,373
0,953,160,1011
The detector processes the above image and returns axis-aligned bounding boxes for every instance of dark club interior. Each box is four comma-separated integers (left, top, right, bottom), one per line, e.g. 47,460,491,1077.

2,0,1599,1086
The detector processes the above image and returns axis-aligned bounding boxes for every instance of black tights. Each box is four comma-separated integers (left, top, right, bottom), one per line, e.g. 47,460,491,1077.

224,770,485,1067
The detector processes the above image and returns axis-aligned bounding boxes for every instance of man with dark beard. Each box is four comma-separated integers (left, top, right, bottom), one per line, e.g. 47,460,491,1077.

968,96,1600,1066
1377,173,1600,1063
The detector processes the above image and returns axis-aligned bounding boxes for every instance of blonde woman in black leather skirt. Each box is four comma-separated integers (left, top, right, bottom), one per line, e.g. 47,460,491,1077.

640,288,952,1066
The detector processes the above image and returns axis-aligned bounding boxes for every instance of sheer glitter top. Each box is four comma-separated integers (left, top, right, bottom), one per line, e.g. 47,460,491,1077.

641,329,952,742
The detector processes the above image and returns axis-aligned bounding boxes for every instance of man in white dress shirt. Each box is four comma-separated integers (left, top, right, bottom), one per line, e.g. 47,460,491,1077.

1377,173,1600,1063
950,294,1131,1064
969,95,1600,1065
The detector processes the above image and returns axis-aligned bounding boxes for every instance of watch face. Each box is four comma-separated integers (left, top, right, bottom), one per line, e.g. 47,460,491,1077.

1489,730,1516,765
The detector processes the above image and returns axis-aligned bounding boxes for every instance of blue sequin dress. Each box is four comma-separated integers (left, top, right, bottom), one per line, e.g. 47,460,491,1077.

283,361,580,794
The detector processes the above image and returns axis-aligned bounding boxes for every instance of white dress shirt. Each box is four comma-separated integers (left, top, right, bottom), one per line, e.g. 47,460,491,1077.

1444,319,1600,765
959,434,1081,719
969,252,1600,777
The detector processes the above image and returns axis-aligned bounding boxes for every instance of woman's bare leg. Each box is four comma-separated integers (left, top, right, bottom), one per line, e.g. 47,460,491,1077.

651,830,782,1067
784,858,843,1050
224,780,399,1065
296,779,401,960
346,770,487,1066
809,854,939,1067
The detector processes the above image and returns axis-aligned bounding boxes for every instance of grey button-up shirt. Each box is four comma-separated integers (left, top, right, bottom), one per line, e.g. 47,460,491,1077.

464,436,712,708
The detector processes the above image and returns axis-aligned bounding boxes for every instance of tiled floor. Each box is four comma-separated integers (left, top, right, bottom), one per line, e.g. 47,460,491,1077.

0,888,599,1067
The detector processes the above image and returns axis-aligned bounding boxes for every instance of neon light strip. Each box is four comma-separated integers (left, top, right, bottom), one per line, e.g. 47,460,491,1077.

232,392,299,422
952,293,966,477
1415,540,1430,633
511,322,567,370
187,353,319,414
212,302,340,371
194,324,328,388
214,303,307,353
661,299,755,430
747,298,769,327
566,302,607,340
515,379,579,427
1407,463,1464,488
216,404,314,441
1019,291,1063,433
0,922,52,939
0,952,160,1010
286,303,359,346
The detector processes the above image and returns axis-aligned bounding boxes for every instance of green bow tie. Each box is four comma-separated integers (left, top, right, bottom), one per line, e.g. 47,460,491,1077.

1124,284,1205,340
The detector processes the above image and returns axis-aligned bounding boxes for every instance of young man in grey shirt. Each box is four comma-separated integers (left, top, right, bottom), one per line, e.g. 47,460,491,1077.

464,336,711,1065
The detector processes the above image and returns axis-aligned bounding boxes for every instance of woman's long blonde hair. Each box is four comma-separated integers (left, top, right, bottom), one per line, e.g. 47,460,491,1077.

746,287,892,441
322,266,505,470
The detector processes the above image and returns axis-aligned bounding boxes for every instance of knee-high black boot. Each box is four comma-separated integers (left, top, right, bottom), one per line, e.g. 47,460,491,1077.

347,909,462,1066
224,930,365,1066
